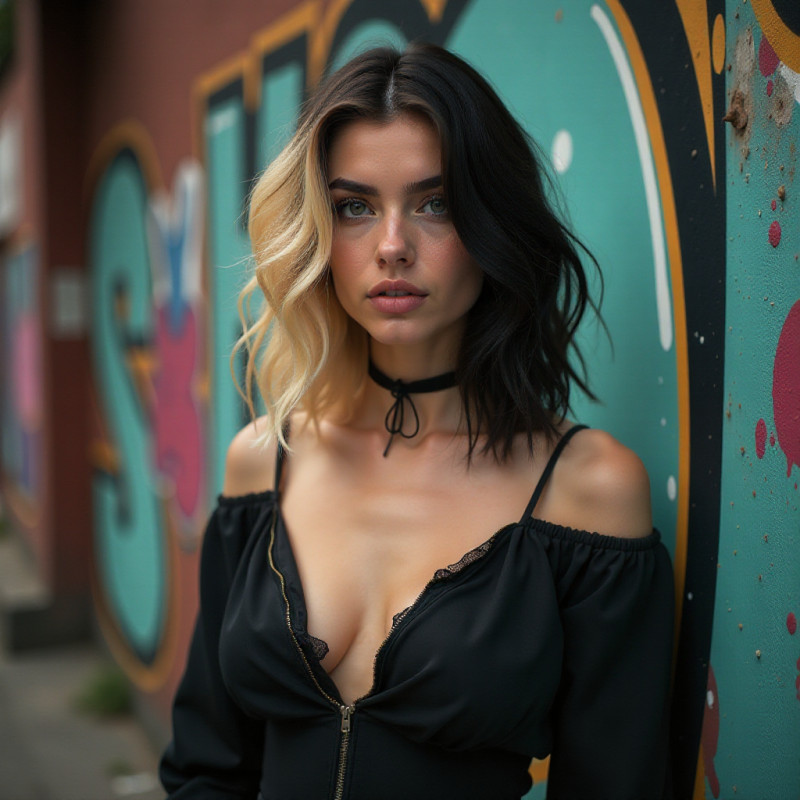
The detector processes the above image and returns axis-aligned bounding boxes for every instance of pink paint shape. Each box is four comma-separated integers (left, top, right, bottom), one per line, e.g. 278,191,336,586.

11,315,42,426
789,612,798,635
774,301,800,476
153,305,204,517
769,220,782,247
756,418,767,459
759,35,779,77
767,79,774,97
771,199,777,211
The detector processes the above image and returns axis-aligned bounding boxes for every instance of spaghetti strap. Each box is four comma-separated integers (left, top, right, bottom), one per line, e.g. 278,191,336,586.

520,425,588,521
274,425,289,494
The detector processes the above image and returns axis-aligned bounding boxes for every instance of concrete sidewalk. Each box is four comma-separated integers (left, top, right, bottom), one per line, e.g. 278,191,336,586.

0,644,163,800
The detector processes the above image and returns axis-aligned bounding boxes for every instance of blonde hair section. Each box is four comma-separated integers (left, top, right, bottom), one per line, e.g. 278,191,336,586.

235,118,368,450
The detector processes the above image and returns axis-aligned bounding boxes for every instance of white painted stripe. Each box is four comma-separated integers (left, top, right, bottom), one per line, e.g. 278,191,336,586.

591,4,673,352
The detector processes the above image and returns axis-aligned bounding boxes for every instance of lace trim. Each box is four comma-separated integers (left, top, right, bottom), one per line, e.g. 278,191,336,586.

432,538,496,581
390,536,498,630
300,632,330,661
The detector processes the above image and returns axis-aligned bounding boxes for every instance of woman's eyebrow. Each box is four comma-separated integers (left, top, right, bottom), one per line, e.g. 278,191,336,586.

404,175,443,194
328,175,443,195
328,178,377,195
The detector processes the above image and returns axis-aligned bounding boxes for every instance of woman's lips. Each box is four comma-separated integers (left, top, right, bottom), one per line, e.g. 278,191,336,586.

367,280,427,314
369,294,427,313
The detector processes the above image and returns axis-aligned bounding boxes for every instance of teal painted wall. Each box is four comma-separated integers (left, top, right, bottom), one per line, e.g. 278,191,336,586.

85,1,799,794
702,3,800,798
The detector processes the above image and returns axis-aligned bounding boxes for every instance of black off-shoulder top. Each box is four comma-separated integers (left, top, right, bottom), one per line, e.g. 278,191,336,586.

161,426,674,800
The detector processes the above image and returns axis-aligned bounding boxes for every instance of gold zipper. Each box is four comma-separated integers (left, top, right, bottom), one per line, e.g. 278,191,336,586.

334,704,355,800
267,511,354,799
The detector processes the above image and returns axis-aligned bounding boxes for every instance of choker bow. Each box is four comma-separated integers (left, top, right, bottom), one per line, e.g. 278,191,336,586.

368,360,457,457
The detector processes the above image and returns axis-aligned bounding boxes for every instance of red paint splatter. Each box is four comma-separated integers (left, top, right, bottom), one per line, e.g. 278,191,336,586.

788,613,798,634
767,79,774,97
759,36,780,77
774,301,800,476
771,198,777,211
769,220,782,247
770,433,776,447
701,664,720,798
756,418,767,459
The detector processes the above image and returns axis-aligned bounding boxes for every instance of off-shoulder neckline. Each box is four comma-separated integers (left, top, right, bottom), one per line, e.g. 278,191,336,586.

215,490,661,552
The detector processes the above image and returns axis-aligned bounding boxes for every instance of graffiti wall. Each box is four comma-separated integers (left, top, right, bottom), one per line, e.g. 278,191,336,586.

85,0,799,795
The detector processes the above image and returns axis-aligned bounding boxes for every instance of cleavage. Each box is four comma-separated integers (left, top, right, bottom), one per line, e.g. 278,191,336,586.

275,505,504,704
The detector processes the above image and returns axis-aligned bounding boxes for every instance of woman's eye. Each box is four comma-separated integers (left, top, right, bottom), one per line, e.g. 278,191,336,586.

336,199,371,218
421,195,448,216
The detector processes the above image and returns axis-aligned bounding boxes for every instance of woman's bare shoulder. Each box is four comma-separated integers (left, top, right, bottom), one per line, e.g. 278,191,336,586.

546,427,653,538
221,415,278,497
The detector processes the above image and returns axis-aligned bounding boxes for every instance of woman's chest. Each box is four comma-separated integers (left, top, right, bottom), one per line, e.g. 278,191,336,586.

220,514,563,752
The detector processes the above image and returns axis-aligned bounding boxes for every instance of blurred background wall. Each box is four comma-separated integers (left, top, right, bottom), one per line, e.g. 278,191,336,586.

0,0,797,797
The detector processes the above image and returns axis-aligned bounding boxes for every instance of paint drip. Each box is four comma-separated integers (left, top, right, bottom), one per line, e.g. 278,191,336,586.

788,612,797,635
771,199,777,211
773,301,800,476
769,221,782,247
767,79,774,97
756,418,767,459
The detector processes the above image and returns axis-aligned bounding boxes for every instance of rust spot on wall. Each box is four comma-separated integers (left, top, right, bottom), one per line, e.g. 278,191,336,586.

724,89,749,131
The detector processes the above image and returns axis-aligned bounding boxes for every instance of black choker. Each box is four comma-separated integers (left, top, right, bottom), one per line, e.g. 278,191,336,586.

368,361,457,456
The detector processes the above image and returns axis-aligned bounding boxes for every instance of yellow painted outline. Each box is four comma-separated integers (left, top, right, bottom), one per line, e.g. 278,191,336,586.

251,1,321,102
420,0,448,24
603,0,691,674
712,14,726,75
309,0,353,85
675,0,717,189
84,120,164,201
751,0,800,72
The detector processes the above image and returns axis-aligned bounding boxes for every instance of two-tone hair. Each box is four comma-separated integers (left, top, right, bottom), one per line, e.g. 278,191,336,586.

238,42,600,461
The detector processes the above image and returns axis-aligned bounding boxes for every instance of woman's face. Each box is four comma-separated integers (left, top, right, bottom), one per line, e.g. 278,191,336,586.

327,113,483,358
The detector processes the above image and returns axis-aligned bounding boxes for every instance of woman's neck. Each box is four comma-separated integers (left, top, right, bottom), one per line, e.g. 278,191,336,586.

362,341,464,441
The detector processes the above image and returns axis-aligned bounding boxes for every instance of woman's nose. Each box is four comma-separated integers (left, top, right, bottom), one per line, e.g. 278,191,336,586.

375,215,415,268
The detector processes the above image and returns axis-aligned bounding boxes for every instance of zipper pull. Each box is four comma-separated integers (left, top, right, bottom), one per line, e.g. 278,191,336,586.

340,704,354,733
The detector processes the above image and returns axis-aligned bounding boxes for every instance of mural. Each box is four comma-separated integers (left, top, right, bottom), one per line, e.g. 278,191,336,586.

88,134,206,687
85,0,799,795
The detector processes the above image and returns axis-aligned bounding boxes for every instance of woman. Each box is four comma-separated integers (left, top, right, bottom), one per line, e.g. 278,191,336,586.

161,43,673,799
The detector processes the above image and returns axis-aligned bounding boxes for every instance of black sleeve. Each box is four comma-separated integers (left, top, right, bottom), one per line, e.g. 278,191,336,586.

546,533,674,800
160,497,269,798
